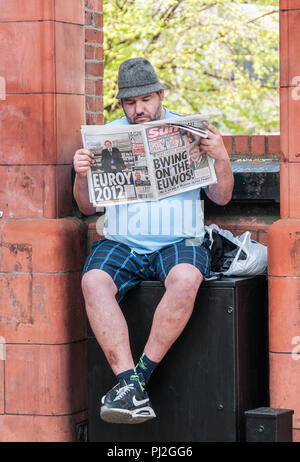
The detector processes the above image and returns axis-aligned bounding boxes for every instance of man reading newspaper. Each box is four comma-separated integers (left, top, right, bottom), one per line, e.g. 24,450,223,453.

73,58,234,424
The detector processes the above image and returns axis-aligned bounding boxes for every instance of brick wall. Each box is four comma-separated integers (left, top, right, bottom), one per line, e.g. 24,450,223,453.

0,0,88,442
223,134,280,158
85,0,104,125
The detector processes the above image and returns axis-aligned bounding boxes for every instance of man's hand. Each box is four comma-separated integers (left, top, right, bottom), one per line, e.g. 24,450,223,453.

200,121,233,206
73,148,94,177
200,121,228,162
73,148,97,215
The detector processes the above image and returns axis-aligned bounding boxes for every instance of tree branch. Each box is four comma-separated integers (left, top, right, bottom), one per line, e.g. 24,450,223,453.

247,9,279,25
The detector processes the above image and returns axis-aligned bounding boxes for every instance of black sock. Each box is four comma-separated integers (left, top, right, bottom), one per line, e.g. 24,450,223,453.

116,369,144,390
135,353,158,385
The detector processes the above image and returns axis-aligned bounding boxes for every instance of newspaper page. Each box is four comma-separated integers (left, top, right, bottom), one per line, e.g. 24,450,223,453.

143,115,217,200
81,124,155,206
81,115,217,207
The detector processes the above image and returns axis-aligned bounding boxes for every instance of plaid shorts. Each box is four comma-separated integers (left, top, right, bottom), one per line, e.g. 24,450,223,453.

82,239,211,302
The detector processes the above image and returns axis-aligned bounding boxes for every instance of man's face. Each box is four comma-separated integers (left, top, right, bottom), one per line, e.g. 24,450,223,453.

105,141,112,149
121,90,165,124
189,145,202,162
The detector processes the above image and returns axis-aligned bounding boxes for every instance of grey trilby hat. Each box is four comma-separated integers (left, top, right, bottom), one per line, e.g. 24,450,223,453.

116,57,165,99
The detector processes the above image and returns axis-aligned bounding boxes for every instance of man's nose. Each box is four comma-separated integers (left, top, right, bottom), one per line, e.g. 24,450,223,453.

135,100,144,114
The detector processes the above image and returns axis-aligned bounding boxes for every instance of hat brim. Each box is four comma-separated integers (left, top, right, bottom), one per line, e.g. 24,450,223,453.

117,82,165,99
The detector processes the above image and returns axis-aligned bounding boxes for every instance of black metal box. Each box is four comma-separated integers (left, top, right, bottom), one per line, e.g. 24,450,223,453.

245,407,294,442
88,276,269,442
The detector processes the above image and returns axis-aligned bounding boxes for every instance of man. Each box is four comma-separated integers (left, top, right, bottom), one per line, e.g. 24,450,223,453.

134,170,149,185
73,58,234,424
182,131,194,146
101,140,126,172
189,143,208,171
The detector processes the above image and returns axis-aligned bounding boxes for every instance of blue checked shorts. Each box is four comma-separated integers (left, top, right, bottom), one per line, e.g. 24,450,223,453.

82,239,211,302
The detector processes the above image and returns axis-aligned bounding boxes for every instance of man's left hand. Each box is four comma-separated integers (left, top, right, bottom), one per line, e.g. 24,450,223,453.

199,121,229,162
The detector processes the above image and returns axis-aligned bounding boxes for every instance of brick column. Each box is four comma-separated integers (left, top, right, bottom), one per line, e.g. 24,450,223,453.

0,0,88,441
268,0,300,442
85,0,104,125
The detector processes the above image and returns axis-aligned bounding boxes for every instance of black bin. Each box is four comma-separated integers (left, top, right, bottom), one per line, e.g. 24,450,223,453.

88,276,269,442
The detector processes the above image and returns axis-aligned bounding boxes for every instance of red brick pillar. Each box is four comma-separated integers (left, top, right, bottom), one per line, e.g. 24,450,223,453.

268,0,300,442
0,1,88,441
85,0,104,125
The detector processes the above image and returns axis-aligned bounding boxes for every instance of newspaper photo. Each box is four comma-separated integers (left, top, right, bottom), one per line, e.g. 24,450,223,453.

81,115,217,207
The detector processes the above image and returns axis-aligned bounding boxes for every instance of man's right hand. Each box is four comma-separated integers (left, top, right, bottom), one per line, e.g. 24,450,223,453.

73,148,94,177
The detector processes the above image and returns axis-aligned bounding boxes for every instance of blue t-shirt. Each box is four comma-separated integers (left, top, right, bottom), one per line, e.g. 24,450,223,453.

103,108,205,253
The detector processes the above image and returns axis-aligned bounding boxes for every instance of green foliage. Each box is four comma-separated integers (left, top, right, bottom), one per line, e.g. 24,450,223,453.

103,0,279,134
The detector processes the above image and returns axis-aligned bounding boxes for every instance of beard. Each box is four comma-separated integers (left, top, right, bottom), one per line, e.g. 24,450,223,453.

122,96,164,124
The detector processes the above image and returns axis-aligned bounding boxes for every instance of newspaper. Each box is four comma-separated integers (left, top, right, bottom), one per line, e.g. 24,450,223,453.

81,114,217,206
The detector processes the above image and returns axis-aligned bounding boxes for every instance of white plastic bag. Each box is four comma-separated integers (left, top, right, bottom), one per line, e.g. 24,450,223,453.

204,224,268,277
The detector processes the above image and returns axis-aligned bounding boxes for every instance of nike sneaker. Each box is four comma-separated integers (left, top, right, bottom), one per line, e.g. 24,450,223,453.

100,377,156,424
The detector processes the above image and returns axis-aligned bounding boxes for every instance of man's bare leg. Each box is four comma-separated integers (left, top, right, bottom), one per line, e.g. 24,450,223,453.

143,263,203,363
82,264,202,372
81,269,135,375
82,269,156,423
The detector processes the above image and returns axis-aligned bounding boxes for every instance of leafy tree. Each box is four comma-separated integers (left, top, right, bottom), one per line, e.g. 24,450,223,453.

103,0,279,134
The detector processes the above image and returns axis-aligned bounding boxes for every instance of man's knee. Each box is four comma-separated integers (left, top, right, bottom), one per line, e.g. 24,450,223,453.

165,264,203,296
81,269,117,299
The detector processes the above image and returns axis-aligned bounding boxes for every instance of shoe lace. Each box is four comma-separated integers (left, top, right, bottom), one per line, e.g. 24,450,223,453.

113,383,134,401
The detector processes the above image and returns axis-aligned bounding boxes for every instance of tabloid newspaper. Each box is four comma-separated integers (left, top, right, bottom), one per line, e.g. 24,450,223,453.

81,114,217,207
